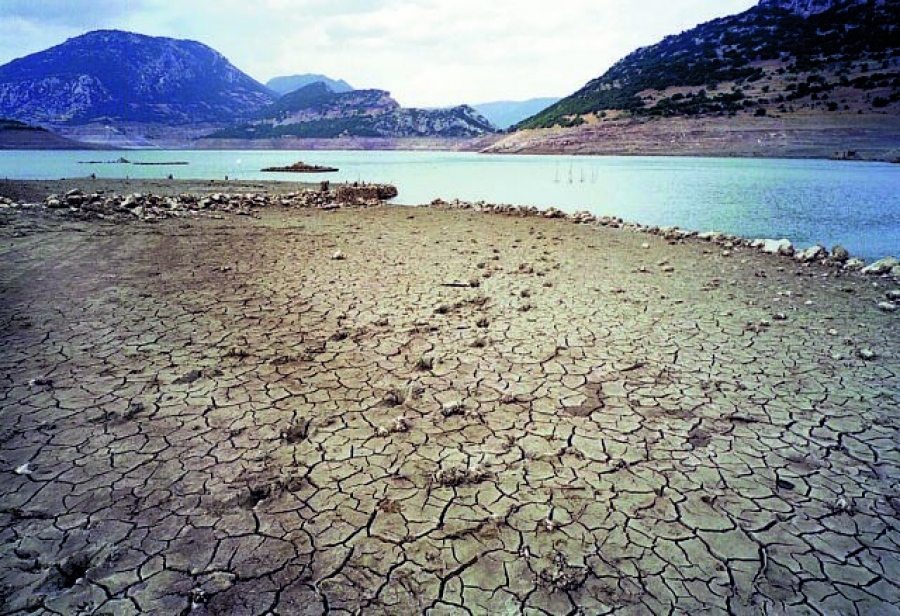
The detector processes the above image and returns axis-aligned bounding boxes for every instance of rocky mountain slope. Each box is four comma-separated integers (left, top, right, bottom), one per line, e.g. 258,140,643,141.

208,82,497,139
266,74,354,96
518,0,898,129
0,30,275,130
0,119,97,149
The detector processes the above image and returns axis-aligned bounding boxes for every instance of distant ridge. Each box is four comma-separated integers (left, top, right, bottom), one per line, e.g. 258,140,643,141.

472,98,561,130
209,82,497,139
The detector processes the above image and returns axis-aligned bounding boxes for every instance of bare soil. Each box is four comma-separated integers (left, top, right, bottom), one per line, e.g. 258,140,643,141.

1,182,898,614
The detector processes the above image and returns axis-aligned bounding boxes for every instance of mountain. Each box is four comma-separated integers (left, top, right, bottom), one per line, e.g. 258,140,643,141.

518,0,899,129
0,30,275,129
266,74,354,96
209,82,497,139
472,98,561,130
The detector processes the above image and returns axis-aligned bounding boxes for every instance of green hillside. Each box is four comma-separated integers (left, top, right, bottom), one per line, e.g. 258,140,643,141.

519,0,899,129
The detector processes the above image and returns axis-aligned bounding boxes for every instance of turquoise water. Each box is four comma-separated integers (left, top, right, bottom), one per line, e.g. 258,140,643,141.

1,150,898,261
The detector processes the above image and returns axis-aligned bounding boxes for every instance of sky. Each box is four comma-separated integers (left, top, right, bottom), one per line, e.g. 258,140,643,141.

0,0,757,108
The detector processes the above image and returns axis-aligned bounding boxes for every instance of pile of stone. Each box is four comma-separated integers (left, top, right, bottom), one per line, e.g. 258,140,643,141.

429,198,899,279
336,184,399,203
43,190,261,222
30,184,399,223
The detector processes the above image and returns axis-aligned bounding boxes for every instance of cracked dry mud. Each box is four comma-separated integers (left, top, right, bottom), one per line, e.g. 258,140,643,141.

1,204,898,615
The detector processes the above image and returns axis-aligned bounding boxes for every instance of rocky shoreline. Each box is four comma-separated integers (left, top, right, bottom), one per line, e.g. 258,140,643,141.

0,181,400,223
428,197,900,285
0,179,896,281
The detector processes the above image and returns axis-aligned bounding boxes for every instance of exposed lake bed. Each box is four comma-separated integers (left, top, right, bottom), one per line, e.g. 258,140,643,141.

0,183,898,613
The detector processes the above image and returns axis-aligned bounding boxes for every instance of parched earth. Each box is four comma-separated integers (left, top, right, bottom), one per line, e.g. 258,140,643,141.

0,202,898,615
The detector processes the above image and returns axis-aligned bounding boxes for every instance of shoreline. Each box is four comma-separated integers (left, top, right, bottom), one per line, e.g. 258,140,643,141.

1,177,897,273
16,114,893,163
4,144,897,165
486,115,900,163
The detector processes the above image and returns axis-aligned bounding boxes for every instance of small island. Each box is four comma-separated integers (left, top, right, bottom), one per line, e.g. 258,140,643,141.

261,161,339,173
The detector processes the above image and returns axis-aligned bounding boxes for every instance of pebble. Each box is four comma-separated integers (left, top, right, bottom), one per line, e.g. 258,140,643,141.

857,348,877,361
332,250,346,261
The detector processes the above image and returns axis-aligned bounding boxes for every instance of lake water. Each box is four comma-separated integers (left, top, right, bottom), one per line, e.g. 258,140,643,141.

2,149,898,261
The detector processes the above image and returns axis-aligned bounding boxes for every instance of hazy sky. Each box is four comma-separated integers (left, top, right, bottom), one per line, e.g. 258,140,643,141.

1,0,757,107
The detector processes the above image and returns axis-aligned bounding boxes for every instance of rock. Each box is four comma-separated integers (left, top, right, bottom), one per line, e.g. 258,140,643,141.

877,302,898,313
758,239,794,256
861,257,899,275
887,290,900,301
440,401,466,417
857,348,877,360
698,231,725,242
795,245,826,263
331,250,346,261
830,245,850,263
45,198,65,209
843,258,866,271
173,369,203,385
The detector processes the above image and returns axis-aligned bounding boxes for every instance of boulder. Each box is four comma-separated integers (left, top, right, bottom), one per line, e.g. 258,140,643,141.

843,258,866,271
698,231,725,242
877,302,898,313
861,257,899,275
758,239,794,256
543,207,565,219
830,245,850,263
795,245,826,263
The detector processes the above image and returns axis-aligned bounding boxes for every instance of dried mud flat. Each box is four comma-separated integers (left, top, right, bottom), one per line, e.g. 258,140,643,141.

1,196,899,615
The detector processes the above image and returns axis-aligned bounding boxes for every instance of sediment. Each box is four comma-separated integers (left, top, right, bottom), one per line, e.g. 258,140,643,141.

0,181,898,614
